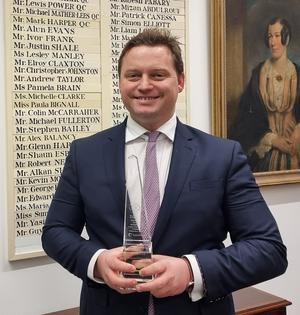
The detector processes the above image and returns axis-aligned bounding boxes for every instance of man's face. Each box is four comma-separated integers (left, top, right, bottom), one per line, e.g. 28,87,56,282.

119,45,184,130
268,22,287,60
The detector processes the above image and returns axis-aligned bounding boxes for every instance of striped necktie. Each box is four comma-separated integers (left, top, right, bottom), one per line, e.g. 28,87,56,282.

142,131,160,315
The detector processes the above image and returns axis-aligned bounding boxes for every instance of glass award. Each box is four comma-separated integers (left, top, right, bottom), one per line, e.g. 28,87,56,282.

122,156,153,283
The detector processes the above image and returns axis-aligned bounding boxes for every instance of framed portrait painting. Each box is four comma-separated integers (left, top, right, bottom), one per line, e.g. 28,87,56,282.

211,0,300,186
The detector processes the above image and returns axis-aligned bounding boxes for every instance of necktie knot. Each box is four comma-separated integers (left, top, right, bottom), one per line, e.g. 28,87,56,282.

147,131,160,142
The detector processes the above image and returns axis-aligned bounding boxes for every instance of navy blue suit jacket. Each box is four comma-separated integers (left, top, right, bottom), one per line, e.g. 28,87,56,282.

42,119,287,315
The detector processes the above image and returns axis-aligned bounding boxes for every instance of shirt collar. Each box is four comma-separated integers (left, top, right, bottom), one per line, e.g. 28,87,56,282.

125,113,177,143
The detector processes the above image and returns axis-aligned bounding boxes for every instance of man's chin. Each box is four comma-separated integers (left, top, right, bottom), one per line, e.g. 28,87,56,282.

131,111,158,123
130,104,158,115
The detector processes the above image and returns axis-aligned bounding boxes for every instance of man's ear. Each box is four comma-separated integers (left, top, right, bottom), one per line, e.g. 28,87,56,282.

178,73,185,92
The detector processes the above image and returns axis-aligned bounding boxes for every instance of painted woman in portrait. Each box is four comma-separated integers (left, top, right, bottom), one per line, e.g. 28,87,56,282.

229,17,300,172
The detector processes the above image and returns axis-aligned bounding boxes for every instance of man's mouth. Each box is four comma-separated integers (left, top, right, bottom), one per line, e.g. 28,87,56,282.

135,96,159,101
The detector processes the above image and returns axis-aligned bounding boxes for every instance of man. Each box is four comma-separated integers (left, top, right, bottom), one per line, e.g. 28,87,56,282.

42,29,287,315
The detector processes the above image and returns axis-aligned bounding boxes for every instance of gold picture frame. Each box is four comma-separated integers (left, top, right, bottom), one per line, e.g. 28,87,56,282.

210,0,300,186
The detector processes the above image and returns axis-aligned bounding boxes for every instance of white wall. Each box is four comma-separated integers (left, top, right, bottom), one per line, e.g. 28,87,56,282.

0,1,298,314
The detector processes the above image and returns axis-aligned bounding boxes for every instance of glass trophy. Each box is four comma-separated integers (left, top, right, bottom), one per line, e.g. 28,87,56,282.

122,156,153,283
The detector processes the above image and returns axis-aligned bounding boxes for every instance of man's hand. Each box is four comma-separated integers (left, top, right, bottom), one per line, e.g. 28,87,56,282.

94,246,138,294
135,255,192,298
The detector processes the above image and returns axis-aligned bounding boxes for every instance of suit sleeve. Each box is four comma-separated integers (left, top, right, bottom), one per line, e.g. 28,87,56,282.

195,142,287,301
42,141,103,281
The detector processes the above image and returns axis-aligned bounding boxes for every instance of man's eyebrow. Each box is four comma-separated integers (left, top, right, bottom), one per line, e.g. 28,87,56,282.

123,69,140,73
124,67,169,73
151,68,169,72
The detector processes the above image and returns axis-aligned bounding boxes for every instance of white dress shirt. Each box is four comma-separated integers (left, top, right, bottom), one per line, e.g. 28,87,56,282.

87,114,204,301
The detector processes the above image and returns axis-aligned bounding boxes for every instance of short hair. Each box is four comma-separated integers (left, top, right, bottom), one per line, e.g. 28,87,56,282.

118,28,184,76
264,17,291,47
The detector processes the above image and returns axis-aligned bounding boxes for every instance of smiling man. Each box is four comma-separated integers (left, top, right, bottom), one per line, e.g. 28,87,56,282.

118,38,184,131
42,28,287,315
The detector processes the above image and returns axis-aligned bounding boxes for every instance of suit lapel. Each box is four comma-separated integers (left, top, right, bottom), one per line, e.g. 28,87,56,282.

103,121,126,215
152,121,197,248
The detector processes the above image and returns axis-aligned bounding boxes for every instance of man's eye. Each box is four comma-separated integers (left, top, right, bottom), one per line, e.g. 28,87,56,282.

126,74,140,80
152,73,166,80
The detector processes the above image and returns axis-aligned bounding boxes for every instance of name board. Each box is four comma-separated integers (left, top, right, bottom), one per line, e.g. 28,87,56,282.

6,0,188,260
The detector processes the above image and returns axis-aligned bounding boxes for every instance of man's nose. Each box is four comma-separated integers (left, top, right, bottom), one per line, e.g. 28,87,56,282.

138,75,152,90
